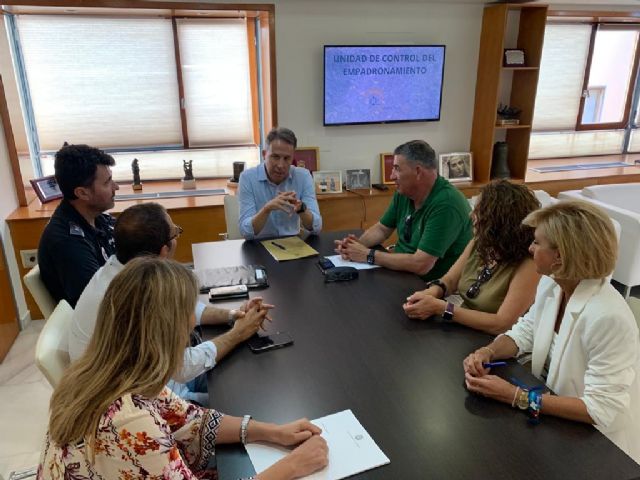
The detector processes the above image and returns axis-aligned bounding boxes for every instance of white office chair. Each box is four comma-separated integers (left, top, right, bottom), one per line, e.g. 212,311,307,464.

23,264,56,319
223,194,242,240
35,300,73,388
628,297,640,330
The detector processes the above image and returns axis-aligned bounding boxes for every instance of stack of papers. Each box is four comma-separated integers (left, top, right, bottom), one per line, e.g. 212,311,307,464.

246,409,390,479
261,237,319,261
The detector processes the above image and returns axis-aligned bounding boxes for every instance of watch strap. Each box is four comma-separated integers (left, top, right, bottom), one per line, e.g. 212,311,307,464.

240,414,252,444
297,201,307,214
442,301,455,321
367,249,376,265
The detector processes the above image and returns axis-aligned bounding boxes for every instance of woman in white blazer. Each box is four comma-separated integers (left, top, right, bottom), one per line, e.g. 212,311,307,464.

463,200,640,464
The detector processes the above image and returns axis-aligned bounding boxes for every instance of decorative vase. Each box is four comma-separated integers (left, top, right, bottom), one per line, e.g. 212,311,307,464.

491,142,511,179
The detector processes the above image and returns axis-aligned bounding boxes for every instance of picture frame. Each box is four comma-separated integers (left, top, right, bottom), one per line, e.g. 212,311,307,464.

439,152,473,183
293,147,319,172
312,170,343,194
30,175,63,203
380,153,395,184
345,169,371,190
503,49,525,67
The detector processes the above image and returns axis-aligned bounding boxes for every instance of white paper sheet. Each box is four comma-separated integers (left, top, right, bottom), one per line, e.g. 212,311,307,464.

325,255,381,270
245,410,390,479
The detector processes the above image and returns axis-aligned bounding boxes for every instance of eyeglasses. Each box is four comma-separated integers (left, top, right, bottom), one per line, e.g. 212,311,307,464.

466,265,494,299
169,225,183,241
403,213,414,243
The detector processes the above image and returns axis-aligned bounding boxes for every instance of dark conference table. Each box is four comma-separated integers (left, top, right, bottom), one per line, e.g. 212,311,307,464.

194,232,640,480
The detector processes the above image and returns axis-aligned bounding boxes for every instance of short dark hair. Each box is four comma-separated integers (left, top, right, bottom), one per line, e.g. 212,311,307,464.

266,127,297,149
54,144,115,200
115,203,171,264
393,140,437,169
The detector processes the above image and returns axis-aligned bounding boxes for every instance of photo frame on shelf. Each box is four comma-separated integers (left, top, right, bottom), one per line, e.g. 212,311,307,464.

380,153,395,184
293,147,319,172
312,170,342,194
345,169,372,190
30,175,63,203
503,49,525,67
439,152,473,183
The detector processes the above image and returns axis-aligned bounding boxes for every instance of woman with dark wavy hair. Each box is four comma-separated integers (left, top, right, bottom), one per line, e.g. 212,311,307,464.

403,180,542,334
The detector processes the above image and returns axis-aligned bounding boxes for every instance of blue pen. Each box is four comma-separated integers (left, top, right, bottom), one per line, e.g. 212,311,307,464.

483,361,507,368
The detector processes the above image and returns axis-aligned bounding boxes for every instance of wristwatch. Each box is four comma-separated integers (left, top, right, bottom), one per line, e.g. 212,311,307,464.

516,389,530,410
297,202,307,214
425,279,448,298
367,248,376,265
227,309,238,327
442,301,455,321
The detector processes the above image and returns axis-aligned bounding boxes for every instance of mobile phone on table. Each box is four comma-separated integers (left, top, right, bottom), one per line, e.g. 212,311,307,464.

247,332,293,353
209,284,249,301
317,257,335,273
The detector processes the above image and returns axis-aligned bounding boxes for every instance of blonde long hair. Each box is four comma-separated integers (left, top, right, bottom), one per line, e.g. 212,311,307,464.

48,257,198,446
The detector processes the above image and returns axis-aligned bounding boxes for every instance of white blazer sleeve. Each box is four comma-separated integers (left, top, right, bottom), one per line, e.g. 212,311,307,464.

581,311,639,429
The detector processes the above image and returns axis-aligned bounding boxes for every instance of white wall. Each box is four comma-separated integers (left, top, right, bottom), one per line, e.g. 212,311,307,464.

271,0,482,180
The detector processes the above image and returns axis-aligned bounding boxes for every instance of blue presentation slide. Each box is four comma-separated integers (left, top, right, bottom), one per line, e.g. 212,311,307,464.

324,45,445,125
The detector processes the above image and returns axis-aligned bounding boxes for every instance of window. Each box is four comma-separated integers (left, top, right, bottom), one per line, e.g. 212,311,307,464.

176,18,254,147
16,16,183,151
5,6,275,182
530,22,640,159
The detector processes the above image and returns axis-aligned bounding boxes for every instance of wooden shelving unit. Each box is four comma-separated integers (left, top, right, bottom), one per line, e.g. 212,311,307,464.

469,3,548,183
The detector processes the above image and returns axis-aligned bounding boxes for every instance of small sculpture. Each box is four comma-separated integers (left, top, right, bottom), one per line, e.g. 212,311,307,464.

132,158,142,191
182,159,196,190
497,104,522,126
183,160,194,180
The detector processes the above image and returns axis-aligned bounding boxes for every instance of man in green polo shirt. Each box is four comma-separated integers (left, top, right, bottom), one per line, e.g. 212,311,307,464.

335,140,472,281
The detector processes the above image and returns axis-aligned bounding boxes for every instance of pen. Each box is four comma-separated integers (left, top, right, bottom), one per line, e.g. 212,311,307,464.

271,241,286,250
483,361,507,368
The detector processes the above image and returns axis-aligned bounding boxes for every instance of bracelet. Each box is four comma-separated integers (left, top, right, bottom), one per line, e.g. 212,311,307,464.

227,309,238,326
425,279,448,299
527,390,543,425
479,346,496,359
240,414,252,445
511,387,520,408
515,389,529,410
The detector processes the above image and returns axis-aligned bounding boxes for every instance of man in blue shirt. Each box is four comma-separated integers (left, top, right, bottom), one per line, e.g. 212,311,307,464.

238,127,322,239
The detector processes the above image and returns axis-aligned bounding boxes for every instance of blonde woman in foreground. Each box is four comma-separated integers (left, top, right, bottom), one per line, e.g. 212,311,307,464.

464,200,640,464
38,257,327,480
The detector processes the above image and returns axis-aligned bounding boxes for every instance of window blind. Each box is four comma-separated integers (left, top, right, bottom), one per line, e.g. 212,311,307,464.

532,24,592,131
176,18,253,147
529,130,624,159
16,15,182,151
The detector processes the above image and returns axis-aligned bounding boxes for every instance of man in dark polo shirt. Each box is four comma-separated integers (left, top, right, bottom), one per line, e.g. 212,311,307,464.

335,140,472,281
38,144,119,307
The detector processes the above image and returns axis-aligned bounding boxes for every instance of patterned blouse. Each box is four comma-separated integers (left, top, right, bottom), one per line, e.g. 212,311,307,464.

37,387,251,480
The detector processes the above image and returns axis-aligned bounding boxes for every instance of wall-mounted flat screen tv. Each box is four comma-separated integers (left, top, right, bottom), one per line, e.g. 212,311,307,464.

324,45,446,126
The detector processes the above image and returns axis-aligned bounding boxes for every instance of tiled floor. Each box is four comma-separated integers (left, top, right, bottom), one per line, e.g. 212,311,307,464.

0,320,51,480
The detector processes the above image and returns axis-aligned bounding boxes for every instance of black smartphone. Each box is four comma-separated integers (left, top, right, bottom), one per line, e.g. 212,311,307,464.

317,257,335,273
247,332,293,353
